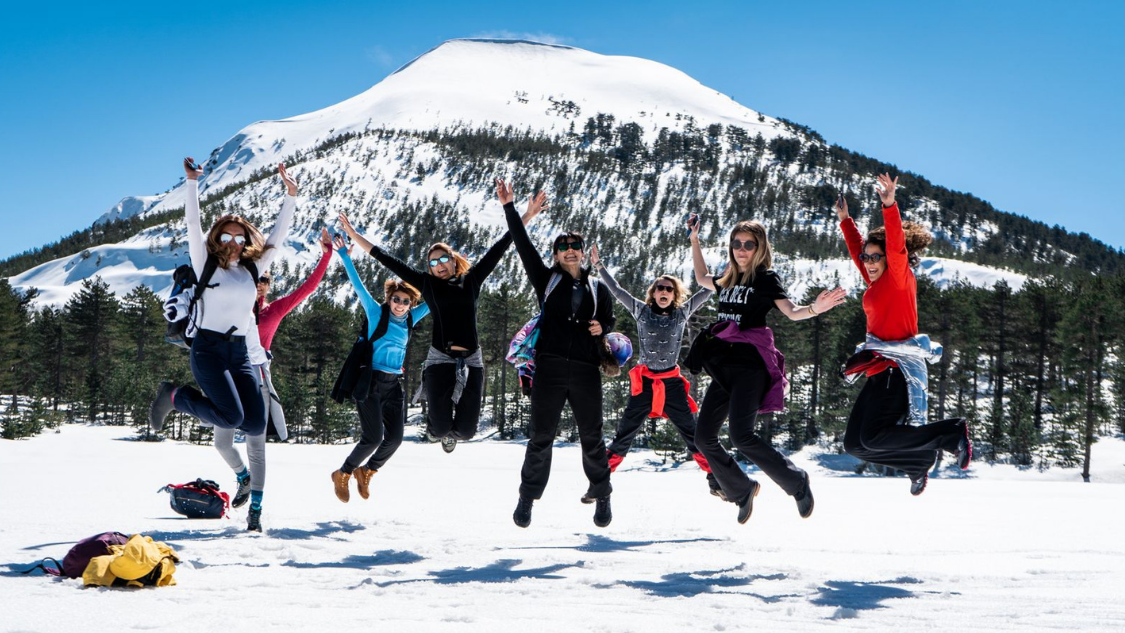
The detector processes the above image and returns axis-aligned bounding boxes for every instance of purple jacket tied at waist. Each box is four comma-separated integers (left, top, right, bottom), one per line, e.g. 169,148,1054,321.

711,321,789,414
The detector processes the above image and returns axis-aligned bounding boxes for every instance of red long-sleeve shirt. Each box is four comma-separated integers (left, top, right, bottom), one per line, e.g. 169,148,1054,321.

840,202,917,375
256,249,332,351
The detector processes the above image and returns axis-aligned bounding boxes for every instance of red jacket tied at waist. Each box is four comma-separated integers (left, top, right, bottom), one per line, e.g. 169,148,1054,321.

629,365,698,419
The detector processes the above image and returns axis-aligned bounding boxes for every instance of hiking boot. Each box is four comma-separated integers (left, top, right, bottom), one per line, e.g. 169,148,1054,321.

910,472,928,496
353,466,376,500
607,451,625,473
593,495,612,527
707,473,728,501
793,472,814,519
148,382,176,433
331,469,351,503
736,480,762,524
513,496,534,528
441,436,458,453
247,506,262,532
232,472,251,508
580,492,596,504
955,420,973,470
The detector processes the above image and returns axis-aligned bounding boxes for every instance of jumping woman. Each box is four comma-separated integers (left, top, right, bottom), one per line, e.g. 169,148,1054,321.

149,157,298,532
837,173,971,496
689,214,846,524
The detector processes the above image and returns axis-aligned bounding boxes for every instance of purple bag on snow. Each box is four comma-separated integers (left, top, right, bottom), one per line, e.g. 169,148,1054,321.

22,531,131,578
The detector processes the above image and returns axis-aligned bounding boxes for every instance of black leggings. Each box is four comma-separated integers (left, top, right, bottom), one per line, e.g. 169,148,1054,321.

519,355,611,500
424,363,484,441
843,367,963,480
342,373,405,473
695,343,805,503
607,375,700,457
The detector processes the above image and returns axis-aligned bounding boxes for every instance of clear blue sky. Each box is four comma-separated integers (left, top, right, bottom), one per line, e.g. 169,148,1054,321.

1,0,1122,261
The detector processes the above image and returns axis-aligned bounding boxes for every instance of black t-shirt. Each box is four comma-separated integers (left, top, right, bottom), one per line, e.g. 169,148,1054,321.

714,269,788,329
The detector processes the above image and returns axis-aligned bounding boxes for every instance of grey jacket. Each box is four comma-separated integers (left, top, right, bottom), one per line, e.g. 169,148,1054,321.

846,333,943,425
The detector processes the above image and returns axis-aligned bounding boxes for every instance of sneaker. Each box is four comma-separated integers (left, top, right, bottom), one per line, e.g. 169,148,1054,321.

331,470,351,503
148,382,176,433
607,451,624,473
353,466,376,500
910,472,928,496
736,480,762,524
513,496,534,528
707,473,728,501
794,472,814,519
593,495,612,528
247,506,262,532
955,421,973,470
232,472,251,508
441,436,458,453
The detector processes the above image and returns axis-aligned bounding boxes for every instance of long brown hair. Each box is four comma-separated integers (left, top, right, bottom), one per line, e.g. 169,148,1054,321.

714,220,773,288
206,215,270,270
866,222,933,268
644,274,688,309
383,279,422,306
427,242,472,277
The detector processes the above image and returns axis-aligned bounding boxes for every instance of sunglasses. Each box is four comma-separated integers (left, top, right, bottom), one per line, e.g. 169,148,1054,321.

654,284,675,293
220,233,247,245
556,240,584,253
428,255,451,268
859,253,885,264
257,276,271,285
389,296,412,306
730,239,757,252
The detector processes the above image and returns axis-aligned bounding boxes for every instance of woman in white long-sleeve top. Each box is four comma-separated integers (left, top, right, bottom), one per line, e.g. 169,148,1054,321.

149,157,298,532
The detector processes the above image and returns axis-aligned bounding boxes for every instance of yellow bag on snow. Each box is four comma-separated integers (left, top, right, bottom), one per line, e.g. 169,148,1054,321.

82,534,179,588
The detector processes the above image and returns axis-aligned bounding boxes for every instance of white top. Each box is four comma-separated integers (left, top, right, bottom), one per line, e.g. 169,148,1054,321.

184,179,295,342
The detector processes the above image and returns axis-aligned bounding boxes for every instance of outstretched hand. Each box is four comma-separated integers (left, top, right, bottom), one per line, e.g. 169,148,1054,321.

525,190,548,222
812,287,848,315
332,234,352,256
876,173,897,207
337,213,359,239
495,178,514,206
318,228,332,253
183,157,204,180
279,163,299,196
588,243,601,268
834,193,849,221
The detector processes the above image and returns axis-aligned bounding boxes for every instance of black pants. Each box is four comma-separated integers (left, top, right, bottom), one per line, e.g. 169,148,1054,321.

844,367,963,480
176,333,266,435
695,343,805,503
519,355,611,500
424,363,484,441
342,372,405,474
607,375,700,457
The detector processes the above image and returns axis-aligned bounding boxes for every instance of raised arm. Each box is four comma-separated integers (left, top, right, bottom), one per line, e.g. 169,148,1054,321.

498,179,551,296
337,212,427,288
687,213,716,291
334,237,379,326
410,302,430,323
183,157,207,276
263,229,333,319
876,173,910,287
683,287,714,316
467,231,514,287
589,244,643,320
258,163,299,270
836,193,871,284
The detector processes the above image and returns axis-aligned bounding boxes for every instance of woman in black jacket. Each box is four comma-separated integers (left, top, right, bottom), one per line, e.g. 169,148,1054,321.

499,179,616,529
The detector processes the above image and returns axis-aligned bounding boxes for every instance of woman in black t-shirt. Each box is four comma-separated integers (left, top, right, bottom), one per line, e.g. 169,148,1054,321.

688,215,846,524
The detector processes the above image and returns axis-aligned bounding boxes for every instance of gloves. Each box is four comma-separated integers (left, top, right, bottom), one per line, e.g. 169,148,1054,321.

163,289,194,322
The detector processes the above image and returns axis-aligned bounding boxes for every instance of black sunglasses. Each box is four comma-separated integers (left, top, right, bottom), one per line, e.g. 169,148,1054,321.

257,276,271,285
730,239,757,252
556,240,584,253
654,283,675,293
859,253,885,264
388,296,411,306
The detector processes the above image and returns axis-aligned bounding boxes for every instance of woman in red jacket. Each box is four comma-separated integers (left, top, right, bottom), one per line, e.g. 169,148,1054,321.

837,173,972,496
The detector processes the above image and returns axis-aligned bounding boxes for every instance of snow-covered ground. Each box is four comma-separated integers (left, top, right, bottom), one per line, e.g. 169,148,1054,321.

3,424,1124,632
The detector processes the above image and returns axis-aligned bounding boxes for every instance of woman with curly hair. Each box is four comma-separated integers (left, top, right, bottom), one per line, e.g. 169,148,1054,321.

837,173,972,496
149,157,298,532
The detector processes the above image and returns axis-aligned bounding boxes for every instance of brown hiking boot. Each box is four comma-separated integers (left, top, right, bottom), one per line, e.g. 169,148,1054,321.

353,466,376,500
331,470,351,503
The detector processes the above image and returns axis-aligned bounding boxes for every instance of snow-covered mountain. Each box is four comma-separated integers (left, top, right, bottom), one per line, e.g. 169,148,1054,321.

8,39,1034,306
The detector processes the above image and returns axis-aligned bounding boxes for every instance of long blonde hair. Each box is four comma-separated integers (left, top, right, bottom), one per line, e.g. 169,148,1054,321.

206,215,270,269
714,220,773,287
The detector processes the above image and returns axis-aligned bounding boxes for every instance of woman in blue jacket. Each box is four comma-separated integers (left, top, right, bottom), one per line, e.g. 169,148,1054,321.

330,236,429,503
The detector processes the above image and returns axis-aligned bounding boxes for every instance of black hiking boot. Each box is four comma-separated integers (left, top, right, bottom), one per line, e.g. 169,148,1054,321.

148,382,176,433
232,472,251,508
910,472,928,496
955,420,973,470
707,473,727,501
441,436,458,453
593,496,612,528
247,506,262,532
737,480,761,525
794,472,814,519
513,496,534,528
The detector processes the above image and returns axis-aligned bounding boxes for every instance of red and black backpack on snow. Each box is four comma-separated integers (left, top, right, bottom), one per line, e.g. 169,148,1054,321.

160,479,230,519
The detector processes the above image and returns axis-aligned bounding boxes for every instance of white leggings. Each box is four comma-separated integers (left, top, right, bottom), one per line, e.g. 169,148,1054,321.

213,428,266,492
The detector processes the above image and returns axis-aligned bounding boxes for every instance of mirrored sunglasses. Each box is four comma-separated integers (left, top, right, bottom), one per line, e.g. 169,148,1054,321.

428,255,452,268
220,233,246,245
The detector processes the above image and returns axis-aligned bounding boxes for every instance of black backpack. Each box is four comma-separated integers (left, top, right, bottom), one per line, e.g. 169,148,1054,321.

165,254,258,348
331,303,414,403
